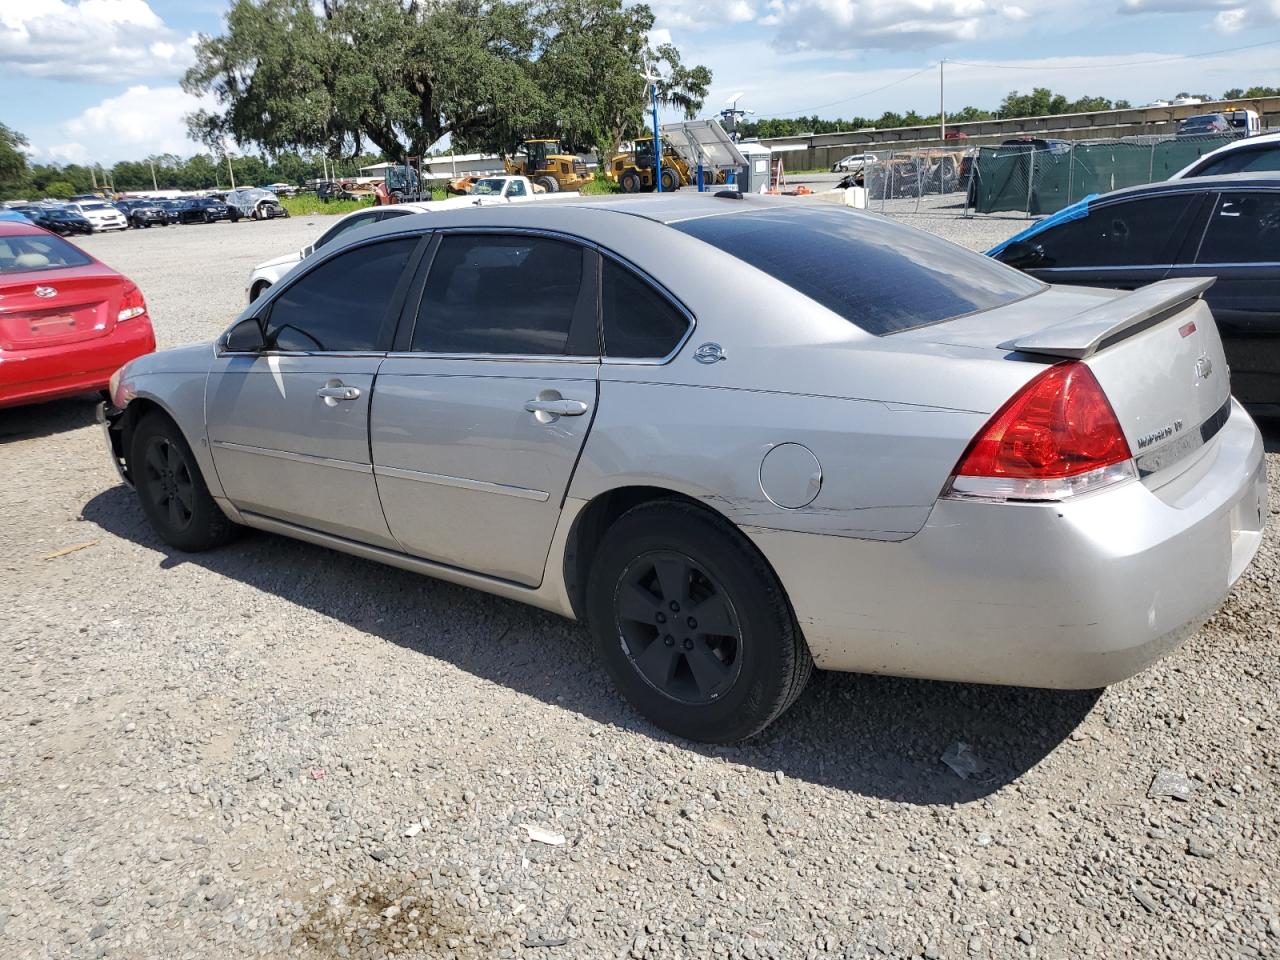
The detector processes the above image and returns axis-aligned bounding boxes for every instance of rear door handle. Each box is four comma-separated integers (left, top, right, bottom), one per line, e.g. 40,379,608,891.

525,398,589,416
317,382,362,404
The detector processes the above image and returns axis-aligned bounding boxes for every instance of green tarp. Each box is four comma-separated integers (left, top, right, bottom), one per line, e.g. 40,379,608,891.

970,137,1237,215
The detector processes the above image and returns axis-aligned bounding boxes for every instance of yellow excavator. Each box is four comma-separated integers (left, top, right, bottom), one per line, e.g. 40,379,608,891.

504,139,591,193
607,136,693,193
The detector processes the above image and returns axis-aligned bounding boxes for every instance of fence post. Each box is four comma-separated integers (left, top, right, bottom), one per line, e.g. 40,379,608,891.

1148,142,1154,182
1025,148,1036,218
1067,145,1075,205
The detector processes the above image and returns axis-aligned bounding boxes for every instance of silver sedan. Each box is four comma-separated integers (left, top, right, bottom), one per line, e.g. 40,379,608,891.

99,195,1268,742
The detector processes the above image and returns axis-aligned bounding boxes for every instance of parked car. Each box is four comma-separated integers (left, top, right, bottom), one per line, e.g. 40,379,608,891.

117,199,169,228
1170,130,1280,179
66,200,128,232
14,204,94,236
175,197,231,224
831,153,877,173
245,201,430,302
100,196,1266,742
153,199,184,224
988,172,1280,412
0,222,155,407
225,187,289,222
0,208,31,224
995,137,1072,156
1176,113,1232,139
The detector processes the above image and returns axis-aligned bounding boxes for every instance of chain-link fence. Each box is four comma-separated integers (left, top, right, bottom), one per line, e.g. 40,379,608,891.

964,134,1241,216
849,134,1249,217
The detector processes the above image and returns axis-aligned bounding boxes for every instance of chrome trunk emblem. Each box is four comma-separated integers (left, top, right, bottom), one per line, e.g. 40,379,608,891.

693,342,726,364
1195,355,1213,380
34,286,57,299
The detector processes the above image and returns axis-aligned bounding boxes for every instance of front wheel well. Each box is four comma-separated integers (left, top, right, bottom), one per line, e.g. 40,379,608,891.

249,280,271,302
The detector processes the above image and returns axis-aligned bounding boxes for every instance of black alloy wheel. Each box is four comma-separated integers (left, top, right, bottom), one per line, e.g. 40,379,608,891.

586,500,813,743
141,434,196,534
615,549,743,705
129,413,238,552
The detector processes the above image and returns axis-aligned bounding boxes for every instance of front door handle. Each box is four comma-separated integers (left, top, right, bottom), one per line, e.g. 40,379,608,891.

317,381,362,405
525,398,589,417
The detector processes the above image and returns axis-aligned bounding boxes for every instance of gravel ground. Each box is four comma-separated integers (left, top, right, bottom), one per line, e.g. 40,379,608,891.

1,210,1278,960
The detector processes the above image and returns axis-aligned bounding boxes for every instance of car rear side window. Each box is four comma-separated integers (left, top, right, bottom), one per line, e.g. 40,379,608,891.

602,259,689,358
265,237,417,352
411,234,591,355
1196,147,1280,177
671,206,1041,335
1027,195,1198,268
1196,192,1280,264
0,234,93,273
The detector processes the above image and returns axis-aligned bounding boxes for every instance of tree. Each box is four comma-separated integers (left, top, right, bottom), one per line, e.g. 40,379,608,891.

45,181,74,199
0,123,30,199
184,0,710,160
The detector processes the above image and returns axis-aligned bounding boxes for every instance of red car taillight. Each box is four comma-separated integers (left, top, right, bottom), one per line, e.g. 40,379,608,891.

118,281,147,322
943,361,1136,502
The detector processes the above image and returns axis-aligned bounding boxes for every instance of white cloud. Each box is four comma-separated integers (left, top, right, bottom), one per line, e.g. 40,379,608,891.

0,0,196,82
646,0,757,29
1214,0,1280,28
1119,0,1279,31
758,0,1015,53
31,84,210,164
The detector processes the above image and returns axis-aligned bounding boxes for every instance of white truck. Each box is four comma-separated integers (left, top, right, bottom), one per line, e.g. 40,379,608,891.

433,175,576,210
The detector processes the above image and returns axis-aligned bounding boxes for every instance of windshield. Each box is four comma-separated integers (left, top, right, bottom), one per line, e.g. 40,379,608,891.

470,179,506,196
0,234,93,273
78,202,110,211
673,206,1043,335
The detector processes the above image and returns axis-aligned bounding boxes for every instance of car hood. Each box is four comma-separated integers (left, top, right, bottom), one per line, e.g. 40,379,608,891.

254,251,302,271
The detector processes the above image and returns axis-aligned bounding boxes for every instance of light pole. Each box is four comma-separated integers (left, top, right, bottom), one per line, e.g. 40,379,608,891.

645,69,663,192
148,158,158,192
939,59,947,142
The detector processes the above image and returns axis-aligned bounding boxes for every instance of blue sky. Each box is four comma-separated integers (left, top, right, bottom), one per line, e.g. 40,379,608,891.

3,0,1279,164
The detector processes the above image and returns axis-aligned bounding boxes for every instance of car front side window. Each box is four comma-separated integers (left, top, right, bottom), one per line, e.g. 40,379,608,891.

410,234,594,356
263,237,418,352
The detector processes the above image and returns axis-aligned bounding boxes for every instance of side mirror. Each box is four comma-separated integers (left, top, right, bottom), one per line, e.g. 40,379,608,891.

1000,239,1047,269
300,243,315,258
224,317,266,353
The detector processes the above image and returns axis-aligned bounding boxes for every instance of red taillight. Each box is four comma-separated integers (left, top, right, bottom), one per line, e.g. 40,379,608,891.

945,362,1136,502
117,281,147,322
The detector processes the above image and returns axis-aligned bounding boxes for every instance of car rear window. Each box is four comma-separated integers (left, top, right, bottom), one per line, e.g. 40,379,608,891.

0,234,93,273
671,206,1042,335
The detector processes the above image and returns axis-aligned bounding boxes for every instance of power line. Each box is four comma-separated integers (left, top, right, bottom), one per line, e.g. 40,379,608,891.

947,37,1280,71
769,64,936,117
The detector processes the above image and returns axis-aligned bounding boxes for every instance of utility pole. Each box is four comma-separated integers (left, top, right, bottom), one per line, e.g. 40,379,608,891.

939,59,947,142
650,77,663,193
148,158,158,192
226,150,236,190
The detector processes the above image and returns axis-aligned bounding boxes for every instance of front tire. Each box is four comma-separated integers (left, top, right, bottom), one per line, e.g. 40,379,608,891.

660,168,679,191
586,501,812,743
619,171,641,194
129,413,237,552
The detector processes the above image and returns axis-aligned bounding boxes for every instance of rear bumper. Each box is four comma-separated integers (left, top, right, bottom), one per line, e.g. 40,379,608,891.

0,319,156,409
752,399,1268,689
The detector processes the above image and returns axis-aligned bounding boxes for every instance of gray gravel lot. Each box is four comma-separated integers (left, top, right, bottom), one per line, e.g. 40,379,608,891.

1,208,1278,960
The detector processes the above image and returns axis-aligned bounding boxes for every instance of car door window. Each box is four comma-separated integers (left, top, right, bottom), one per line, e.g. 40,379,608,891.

264,237,418,352
1196,192,1280,264
411,234,592,355
507,179,526,198
602,258,690,359
1033,195,1198,267
315,211,380,250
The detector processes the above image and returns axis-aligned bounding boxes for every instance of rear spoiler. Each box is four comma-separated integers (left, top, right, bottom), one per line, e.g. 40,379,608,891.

1010,277,1215,359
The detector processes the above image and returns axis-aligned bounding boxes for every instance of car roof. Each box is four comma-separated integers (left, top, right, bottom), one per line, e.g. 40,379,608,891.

0,220,52,237
1093,170,1280,203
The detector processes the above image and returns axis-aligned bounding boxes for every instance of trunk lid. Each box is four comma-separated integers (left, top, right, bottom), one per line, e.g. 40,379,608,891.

901,279,1232,486
0,269,124,350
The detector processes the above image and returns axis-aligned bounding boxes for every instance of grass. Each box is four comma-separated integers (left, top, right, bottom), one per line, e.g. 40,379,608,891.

579,173,620,195
281,195,374,216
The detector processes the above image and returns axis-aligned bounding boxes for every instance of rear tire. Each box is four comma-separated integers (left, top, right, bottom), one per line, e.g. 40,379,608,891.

536,175,560,193
660,168,679,192
619,171,641,194
129,412,237,552
586,500,812,743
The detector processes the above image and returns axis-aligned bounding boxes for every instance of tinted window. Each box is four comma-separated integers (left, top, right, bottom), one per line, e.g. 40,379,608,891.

1196,192,1280,264
412,234,586,354
1197,147,1280,177
315,211,380,250
265,237,417,352
507,179,526,197
0,234,93,273
1026,195,1197,268
602,259,689,358
672,206,1041,335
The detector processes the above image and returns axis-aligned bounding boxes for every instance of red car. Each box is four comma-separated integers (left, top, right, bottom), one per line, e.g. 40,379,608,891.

0,222,155,408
